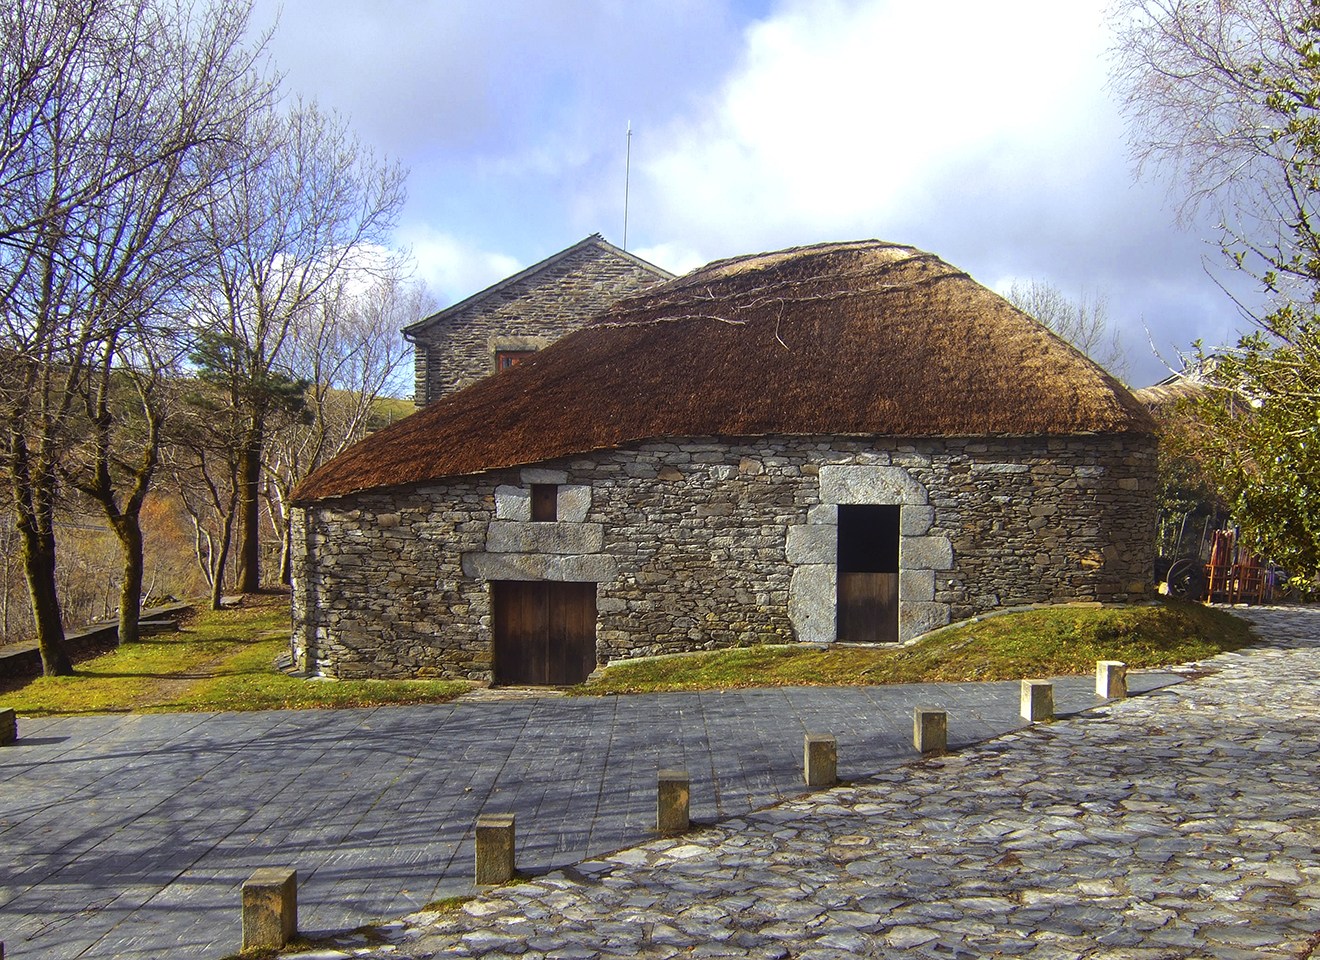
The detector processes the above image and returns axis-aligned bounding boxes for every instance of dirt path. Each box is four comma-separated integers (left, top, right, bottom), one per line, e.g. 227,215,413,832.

123,627,291,710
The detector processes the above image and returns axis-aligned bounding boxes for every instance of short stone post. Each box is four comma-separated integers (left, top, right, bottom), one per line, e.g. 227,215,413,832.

804,734,837,787
913,708,947,755
0,708,14,746
657,769,690,835
241,868,297,951
1020,680,1054,722
475,814,516,885
1096,660,1128,700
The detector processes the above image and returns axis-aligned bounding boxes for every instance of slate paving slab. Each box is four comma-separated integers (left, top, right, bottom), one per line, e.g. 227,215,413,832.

0,647,1186,959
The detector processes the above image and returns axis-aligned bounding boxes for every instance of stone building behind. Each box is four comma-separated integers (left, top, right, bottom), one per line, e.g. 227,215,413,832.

403,234,673,405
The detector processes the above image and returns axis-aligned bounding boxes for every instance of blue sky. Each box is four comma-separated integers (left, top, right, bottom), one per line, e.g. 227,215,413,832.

249,0,1258,388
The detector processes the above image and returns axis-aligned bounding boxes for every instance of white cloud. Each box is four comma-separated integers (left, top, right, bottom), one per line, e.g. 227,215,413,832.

621,0,1245,384
252,0,1253,386
630,242,706,277
395,224,521,307
641,0,1113,249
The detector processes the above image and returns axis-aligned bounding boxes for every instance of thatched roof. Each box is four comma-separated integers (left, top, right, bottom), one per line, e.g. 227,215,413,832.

294,240,1155,504
1131,379,1207,409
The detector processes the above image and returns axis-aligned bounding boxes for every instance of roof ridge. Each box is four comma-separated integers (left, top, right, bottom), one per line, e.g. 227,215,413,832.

402,234,673,338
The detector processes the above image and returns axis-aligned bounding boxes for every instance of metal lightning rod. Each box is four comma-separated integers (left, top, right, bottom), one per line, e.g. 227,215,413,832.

623,121,632,251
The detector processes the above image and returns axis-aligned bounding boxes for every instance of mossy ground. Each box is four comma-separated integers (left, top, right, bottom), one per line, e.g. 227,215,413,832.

572,601,1253,695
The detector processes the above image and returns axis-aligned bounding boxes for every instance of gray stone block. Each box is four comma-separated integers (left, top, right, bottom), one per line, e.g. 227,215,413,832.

486,521,604,555
913,708,947,754
495,485,530,520
789,564,835,643
657,770,690,834
462,553,617,583
899,569,935,603
1021,680,1054,722
900,504,934,536
241,867,297,950
804,734,837,787
901,536,953,570
786,525,835,565
475,814,515,885
819,465,928,506
521,468,567,484
806,503,837,525
558,485,592,523
899,601,950,641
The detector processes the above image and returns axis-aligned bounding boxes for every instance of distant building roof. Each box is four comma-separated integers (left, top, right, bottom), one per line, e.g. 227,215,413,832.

402,234,674,340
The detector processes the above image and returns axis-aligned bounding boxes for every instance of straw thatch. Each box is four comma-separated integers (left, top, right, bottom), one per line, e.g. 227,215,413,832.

294,240,1155,504
1131,378,1208,409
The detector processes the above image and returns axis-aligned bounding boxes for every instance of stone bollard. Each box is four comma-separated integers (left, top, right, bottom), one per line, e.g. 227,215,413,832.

1020,680,1054,722
913,708,947,755
803,734,837,787
475,814,516,885
241,867,297,951
1096,660,1128,700
657,769,690,835
0,708,14,746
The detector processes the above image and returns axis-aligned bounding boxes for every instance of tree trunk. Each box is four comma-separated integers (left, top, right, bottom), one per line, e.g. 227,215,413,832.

110,514,144,645
277,508,292,586
236,425,262,593
210,508,236,611
19,517,71,676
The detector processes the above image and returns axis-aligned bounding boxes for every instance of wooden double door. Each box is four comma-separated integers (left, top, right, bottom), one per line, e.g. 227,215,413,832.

492,581,597,685
836,504,900,643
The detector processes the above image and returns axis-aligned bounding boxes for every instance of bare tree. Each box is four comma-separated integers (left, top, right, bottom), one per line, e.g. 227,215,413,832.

1004,280,1129,378
0,0,271,674
195,100,408,594
1111,2,1320,578
1109,0,1319,298
66,333,185,643
263,273,430,582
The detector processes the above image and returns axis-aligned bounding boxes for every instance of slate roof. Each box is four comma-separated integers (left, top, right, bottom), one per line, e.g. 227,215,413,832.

401,234,674,340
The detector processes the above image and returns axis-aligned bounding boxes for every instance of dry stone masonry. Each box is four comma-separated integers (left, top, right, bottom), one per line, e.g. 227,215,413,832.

407,239,671,405
292,432,1156,681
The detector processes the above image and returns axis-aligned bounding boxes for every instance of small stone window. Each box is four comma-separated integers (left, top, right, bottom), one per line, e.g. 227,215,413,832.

496,349,535,370
531,484,558,522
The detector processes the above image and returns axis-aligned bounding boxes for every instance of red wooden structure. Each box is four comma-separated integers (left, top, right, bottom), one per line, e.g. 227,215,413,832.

1204,529,1275,604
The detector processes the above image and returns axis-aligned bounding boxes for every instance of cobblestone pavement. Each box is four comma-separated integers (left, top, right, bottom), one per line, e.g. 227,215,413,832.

284,607,1320,960
0,663,1168,959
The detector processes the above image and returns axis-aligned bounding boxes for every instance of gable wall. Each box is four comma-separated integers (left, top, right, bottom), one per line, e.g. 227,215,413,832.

411,245,668,405
292,434,1157,681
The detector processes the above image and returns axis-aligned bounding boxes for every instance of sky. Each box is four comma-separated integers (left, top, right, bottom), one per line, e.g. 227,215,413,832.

246,0,1260,388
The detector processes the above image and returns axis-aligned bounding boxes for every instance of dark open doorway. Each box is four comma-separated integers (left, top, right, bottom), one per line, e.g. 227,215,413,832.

836,504,900,643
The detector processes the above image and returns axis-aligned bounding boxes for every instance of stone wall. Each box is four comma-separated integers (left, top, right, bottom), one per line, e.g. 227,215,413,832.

292,433,1157,681
410,244,670,405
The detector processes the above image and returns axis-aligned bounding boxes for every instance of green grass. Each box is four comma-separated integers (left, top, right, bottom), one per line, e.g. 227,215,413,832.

4,599,470,716
572,601,1254,695
7,599,1255,713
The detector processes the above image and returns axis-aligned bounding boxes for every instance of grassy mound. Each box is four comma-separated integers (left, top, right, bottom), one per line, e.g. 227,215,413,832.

573,601,1253,695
